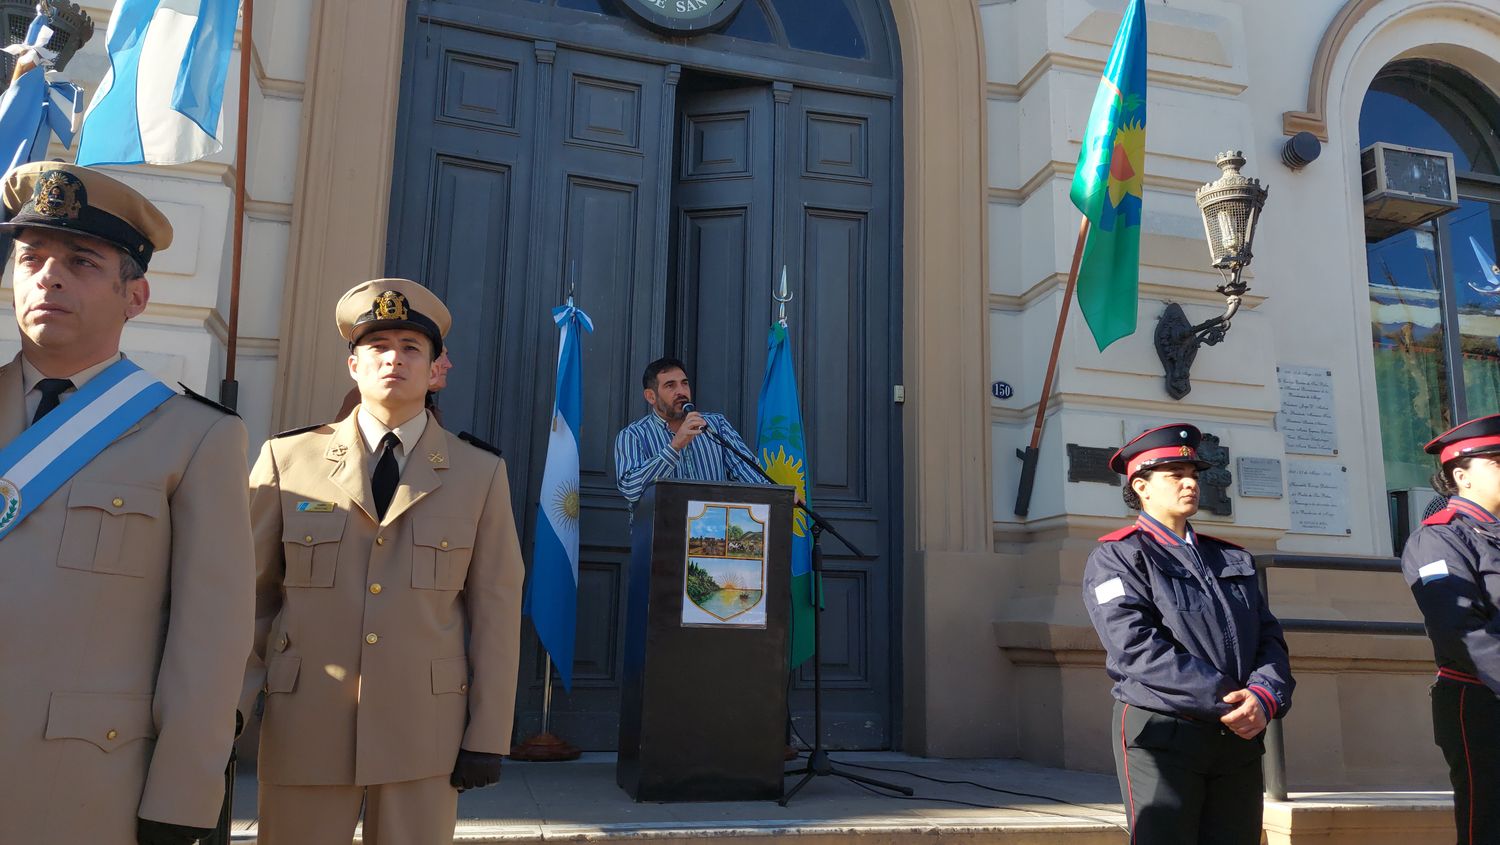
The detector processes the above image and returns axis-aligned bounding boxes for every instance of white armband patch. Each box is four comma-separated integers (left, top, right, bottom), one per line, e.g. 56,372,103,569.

1094,577,1126,605
1419,560,1450,583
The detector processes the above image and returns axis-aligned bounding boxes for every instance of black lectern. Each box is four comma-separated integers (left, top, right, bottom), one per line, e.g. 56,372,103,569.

617,480,794,801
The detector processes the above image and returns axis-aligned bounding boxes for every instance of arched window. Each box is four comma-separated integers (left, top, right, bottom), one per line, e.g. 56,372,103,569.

546,0,871,62
1362,60,1500,494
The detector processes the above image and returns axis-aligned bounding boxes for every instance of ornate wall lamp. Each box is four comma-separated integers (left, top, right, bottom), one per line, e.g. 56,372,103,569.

1155,151,1269,399
0,0,92,84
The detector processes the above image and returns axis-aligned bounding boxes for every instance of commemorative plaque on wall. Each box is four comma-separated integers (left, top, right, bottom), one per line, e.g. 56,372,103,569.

1277,365,1338,455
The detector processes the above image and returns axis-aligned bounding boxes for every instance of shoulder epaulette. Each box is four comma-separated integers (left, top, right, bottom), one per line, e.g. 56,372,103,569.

177,383,238,417
1423,509,1458,526
272,422,328,439
1098,525,1140,542
459,431,503,457
1197,532,1246,551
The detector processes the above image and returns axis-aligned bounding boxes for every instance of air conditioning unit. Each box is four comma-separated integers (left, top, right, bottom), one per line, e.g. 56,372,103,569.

1389,486,1444,553
1361,142,1459,242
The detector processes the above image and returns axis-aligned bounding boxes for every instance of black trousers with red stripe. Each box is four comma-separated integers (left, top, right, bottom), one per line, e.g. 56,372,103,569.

1111,700,1264,845
1433,679,1500,845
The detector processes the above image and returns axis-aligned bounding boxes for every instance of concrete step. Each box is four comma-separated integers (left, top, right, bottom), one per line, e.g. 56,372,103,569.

228,755,1459,845
230,754,1129,844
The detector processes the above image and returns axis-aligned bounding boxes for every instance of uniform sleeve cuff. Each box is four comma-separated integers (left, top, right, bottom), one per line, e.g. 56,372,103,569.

1248,684,1278,719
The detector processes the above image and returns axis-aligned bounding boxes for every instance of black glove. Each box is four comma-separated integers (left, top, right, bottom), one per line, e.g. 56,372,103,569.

449,749,504,792
137,817,213,845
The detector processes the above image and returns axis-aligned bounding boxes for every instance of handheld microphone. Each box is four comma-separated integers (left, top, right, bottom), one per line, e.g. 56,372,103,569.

682,402,696,414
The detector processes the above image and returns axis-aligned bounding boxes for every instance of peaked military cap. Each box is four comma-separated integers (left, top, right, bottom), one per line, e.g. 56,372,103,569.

0,161,172,269
336,278,450,355
1426,414,1500,465
1109,423,1212,478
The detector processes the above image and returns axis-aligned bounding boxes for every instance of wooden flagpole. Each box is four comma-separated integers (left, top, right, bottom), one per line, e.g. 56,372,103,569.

208,6,253,841
220,0,252,411
1013,215,1090,517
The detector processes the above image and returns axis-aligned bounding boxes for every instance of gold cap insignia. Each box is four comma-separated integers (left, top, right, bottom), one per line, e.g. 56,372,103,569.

1179,445,1193,457
32,170,83,220
374,291,408,321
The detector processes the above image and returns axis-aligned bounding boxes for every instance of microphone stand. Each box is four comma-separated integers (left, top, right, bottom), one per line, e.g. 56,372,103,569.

684,412,914,804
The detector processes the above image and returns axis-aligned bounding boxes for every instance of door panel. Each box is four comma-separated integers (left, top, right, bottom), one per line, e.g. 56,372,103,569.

780,88,896,749
673,84,775,422
390,8,900,751
511,48,670,748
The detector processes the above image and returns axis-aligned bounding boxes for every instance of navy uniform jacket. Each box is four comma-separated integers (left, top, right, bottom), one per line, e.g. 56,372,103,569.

1400,497,1500,693
1082,514,1294,722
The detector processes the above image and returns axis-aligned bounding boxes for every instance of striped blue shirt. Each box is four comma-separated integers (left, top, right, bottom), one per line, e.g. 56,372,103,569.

614,411,766,504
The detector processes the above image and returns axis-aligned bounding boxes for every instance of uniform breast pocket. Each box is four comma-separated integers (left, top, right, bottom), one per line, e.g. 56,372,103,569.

58,481,166,577
1215,559,1259,609
1159,566,1210,614
281,515,347,588
412,518,476,590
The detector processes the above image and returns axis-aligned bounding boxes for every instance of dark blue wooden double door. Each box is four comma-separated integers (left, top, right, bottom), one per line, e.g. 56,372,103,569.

386,0,901,749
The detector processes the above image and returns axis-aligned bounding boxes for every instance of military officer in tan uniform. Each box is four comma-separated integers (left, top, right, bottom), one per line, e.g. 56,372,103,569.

0,162,254,845
245,278,525,844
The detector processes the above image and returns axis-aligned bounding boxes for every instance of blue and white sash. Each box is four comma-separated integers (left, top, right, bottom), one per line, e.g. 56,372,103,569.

0,359,174,540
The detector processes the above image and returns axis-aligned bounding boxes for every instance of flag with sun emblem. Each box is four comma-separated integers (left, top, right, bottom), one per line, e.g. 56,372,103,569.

756,314,815,669
523,296,593,691
1070,0,1147,351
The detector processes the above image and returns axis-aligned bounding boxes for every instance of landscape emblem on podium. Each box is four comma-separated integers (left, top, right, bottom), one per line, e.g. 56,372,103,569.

682,500,769,628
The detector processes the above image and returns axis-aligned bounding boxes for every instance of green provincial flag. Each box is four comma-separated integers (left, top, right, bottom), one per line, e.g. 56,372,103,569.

756,320,816,669
1069,0,1147,351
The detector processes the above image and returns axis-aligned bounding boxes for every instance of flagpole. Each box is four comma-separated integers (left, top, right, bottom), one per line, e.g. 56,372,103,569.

221,0,253,411
1013,214,1090,517
540,655,554,735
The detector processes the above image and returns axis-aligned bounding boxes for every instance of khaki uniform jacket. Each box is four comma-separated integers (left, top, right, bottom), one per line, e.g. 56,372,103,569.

246,409,524,786
0,354,255,844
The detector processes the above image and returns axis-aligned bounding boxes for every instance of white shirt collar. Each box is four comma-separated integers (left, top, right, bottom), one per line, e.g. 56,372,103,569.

356,406,429,456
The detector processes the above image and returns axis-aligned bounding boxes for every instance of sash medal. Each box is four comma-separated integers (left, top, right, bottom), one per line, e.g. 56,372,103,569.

0,359,174,540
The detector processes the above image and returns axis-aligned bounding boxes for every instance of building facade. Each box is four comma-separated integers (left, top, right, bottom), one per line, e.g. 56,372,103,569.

4,0,1499,788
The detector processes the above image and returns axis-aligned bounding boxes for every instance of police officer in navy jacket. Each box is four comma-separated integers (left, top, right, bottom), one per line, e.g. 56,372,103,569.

1400,414,1500,845
1082,423,1294,845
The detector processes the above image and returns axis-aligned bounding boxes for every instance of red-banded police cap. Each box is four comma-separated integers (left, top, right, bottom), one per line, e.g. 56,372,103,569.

1109,423,1212,478
1425,414,1500,465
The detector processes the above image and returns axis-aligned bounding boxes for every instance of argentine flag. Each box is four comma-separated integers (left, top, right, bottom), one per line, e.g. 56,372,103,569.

75,0,239,166
523,298,593,691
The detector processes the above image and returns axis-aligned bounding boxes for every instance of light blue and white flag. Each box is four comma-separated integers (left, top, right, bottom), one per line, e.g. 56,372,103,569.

75,0,239,166
523,297,593,692
0,6,85,173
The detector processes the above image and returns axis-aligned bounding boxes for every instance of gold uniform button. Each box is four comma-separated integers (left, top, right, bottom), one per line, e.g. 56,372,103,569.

369,583,382,595
376,537,386,546
304,535,313,543
459,683,468,693
105,729,118,741
440,540,450,549
111,497,124,508
365,633,379,644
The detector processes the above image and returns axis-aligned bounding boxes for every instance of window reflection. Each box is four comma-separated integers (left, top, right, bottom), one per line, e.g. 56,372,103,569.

1359,63,1499,176
722,0,775,43
1361,60,1500,498
1368,226,1450,490
1451,200,1500,417
770,0,866,58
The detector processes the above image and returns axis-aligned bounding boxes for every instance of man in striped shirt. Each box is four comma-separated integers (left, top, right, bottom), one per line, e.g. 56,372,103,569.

614,357,766,505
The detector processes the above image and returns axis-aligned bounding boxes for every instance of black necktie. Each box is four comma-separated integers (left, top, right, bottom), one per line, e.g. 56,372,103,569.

32,378,74,424
372,432,401,520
